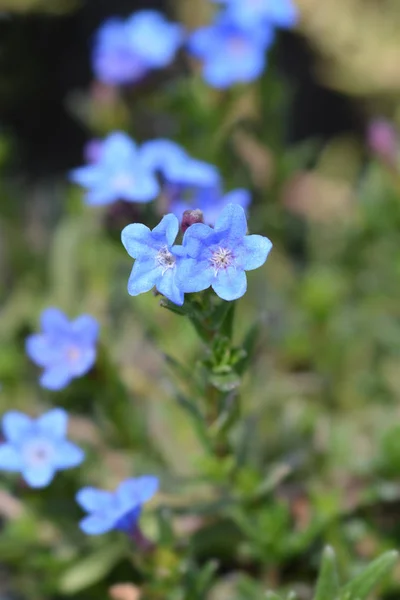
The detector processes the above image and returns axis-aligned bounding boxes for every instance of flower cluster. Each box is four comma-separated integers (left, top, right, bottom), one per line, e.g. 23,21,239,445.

188,0,298,88
122,203,272,305
93,10,183,85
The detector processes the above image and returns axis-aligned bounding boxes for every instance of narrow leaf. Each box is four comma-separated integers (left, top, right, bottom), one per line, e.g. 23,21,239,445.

339,550,398,600
314,546,339,600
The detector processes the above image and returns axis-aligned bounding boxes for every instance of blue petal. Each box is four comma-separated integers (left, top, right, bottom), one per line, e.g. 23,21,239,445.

215,203,248,238
53,440,85,469
152,213,179,247
25,334,61,367
236,234,273,271
212,267,247,301
71,315,99,344
22,464,55,488
121,223,157,259
0,443,22,471
69,166,102,188
40,308,70,335
36,408,68,439
117,475,159,506
166,158,220,187
182,222,215,258
2,411,33,444
68,347,96,377
119,171,160,203
39,365,72,391
127,259,160,296
102,132,138,165
115,506,141,533
222,188,251,211
156,269,184,306
85,188,116,206
79,514,115,535
126,10,183,67
76,487,115,512
176,258,214,293
188,26,222,57
133,475,159,503
139,139,187,173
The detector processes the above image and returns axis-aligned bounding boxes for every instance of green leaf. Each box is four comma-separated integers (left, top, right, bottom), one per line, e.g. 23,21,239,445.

339,550,398,600
313,546,339,600
265,593,284,600
58,542,126,595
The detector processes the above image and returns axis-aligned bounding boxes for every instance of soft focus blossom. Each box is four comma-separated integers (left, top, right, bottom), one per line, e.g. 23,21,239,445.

26,308,99,391
187,13,273,88
169,186,251,225
70,132,160,206
177,204,272,301
121,214,185,306
93,11,184,85
76,476,159,535
213,0,298,29
0,409,84,488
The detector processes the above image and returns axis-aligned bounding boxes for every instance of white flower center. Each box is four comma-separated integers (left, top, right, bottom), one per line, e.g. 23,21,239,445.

210,247,234,275
23,438,54,468
113,173,134,191
156,246,176,275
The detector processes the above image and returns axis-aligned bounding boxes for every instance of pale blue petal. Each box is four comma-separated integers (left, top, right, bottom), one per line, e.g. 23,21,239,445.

182,222,215,257
53,440,85,469
76,487,115,512
222,189,251,211
0,444,22,471
2,412,33,444
139,139,187,173
156,269,184,306
215,203,248,238
102,132,138,165
71,315,99,344
40,365,72,391
85,188,116,206
79,514,115,535
117,475,158,506
152,213,179,246
121,223,157,259
69,166,102,188
133,475,159,503
40,308,70,335
126,11,183,67
120,172,159,203
25,334,61,367
127,259,160,296
166,158,220,187
188,26,221,57
22,464,55,488
36,408,68,439
176,258,214,293
236,234,273,271
212,267,247,301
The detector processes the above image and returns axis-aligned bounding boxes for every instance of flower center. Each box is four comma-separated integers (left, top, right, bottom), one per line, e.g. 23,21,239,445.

23,439,54,468
113,173,134,191
229,36,247,54
156,246,176,275
210,247,234,274
67,346,81,363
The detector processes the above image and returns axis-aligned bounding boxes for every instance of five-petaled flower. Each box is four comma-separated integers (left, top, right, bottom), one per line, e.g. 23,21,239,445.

26,308,99,391
213,0,298,29
76,475,159,535
121,213,185,306
0,408,84,488
177,203,272,301
70,132,160,206
187,13,273,88
93,10,184,85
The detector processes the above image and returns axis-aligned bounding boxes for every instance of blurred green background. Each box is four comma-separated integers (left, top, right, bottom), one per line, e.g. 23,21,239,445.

2,0,400,599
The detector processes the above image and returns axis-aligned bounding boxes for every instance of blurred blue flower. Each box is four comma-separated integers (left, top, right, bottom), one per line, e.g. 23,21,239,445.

93,11,184,85
213,0,298,29
140,139,220,188
121,214,185,306
177,203,272,301
26,308,99,391
76,476,159,535
169,186,251,225
0,408,84,488
70,132,160,206
187,13,273,88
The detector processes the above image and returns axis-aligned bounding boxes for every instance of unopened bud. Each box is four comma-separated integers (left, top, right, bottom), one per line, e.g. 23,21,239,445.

181,209,204,233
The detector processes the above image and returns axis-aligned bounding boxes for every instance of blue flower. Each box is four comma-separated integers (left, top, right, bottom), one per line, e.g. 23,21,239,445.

0,409,84,488
76,476,159,535
187,13,273,88
70,132,160,206
93,11,184,85
177,203,272,301
121,214,185,306
140,139,220,188
213,0,298,29
169,186,251,225
26,308,99,391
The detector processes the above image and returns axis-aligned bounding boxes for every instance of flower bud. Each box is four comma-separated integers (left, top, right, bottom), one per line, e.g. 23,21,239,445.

181,209,204,233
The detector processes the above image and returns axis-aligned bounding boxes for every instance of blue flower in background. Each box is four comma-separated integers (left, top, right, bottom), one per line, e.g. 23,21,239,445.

0,409,84,488
140,139,220,188
169,186,251,225
177,203,272,301
213,0,298,29
70,132,160,206
76,476,159,535
121,214,185,306
93,11,184,85
187,13,273,88
26,308,99,391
